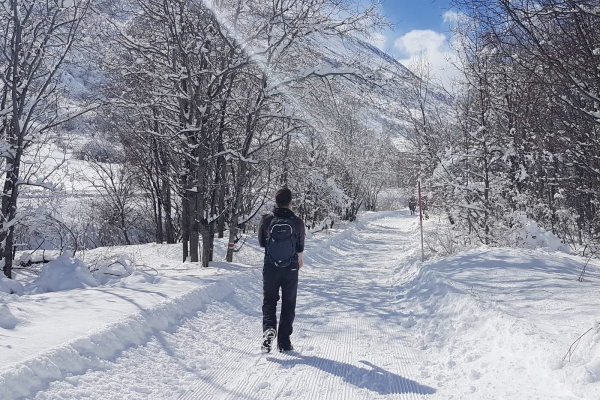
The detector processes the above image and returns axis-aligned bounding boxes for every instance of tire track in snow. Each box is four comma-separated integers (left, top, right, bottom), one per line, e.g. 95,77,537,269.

269,319,324,399
232,316,336,400
178,338,262,400
220,349,268,399
304,316,339,399
380,320,422,398
339,315,357,400
331,315,362,400
178,294,265,400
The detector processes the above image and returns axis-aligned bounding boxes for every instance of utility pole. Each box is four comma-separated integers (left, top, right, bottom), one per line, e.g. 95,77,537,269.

418,180,424,262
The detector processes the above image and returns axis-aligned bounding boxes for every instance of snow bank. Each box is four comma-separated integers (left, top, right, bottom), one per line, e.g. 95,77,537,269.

0,304,19,329
0,277,24,295
421,213,571,260
27,253,98,294
561,323,600,397
0,269,252,400
580,330,600,383
396,247,600,398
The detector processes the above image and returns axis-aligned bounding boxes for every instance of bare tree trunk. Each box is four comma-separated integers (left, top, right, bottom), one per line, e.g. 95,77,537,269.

216,76,234,239
1,1,23,279
200,222,214,268
162,176,175,243
148,175,163,244
181,188,190,262
226,159,249,262
217,160,227,239
281,130,292,186
190,190,200,263
156,196,164,243
225,214,238,263
150,136,164,243
1,181,19,279
214,137,226,240
1,132,24,278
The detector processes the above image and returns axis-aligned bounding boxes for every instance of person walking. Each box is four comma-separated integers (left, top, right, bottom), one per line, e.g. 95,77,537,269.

258,188,305,353
408,197,417,215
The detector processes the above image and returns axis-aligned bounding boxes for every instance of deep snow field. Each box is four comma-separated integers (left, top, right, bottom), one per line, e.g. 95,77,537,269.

1,210,599,399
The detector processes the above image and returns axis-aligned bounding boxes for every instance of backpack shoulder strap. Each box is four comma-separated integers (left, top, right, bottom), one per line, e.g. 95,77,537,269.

266,212,278,233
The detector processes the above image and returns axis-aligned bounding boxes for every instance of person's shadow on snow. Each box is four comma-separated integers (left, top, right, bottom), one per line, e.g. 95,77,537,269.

267,355,436,395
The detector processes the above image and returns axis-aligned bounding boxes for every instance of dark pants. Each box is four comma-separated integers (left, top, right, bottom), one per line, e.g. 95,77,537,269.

262,263,298,346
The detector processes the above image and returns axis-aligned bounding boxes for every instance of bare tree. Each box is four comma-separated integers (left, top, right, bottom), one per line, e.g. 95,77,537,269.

0,0,91,278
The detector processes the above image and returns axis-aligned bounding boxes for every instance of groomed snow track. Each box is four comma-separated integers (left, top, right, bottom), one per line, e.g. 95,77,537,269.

178,211,434,399
178,317,433,400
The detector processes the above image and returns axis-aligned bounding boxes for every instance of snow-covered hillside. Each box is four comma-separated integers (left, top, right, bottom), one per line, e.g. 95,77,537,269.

308,33,451,132
1,210,598,399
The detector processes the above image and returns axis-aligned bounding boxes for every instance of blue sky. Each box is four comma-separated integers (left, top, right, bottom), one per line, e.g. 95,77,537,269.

368,0,460,85
381,0,454,37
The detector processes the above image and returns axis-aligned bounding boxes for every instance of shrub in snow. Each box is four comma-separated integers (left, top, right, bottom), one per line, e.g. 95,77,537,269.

92,255,135,285
516,217,570,253
73,139,117,162
424,220,468,258
421,212,571,258
0,277,24,295
28,253,98,294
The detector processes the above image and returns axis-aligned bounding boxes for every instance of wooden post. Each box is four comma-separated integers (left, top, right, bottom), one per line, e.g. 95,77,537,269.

418,180,425,262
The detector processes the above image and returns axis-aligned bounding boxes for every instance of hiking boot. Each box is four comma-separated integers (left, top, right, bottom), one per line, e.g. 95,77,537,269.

278,342,294,352
261,328,276,353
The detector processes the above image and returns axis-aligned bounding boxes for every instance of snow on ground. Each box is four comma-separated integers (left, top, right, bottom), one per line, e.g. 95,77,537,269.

398,247,600,399
1,210,599,399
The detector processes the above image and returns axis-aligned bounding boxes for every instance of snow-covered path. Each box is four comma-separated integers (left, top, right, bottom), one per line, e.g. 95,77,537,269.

33,211,434,399
18,209,600,399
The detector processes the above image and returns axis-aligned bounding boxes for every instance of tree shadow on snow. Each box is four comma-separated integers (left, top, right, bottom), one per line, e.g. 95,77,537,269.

267,354,435,395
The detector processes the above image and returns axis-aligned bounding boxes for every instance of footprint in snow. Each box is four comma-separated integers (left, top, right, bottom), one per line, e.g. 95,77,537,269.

470,370,481,380
256,382,270,390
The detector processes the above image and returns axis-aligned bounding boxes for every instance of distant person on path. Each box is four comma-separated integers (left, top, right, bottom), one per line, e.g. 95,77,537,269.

408,197,417,215
258,188,305,353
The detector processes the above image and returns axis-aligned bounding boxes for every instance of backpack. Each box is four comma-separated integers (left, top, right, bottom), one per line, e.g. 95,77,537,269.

266,214,298,267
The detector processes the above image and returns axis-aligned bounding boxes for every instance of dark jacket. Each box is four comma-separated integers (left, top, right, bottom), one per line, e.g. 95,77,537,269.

259,208,305,266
